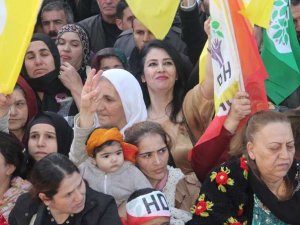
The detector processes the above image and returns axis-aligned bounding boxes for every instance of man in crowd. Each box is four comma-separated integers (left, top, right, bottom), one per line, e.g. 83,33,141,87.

41,1,74,40
79,0,122,53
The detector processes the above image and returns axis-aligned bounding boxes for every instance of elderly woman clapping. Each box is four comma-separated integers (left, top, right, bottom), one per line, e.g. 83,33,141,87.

187,110,300,225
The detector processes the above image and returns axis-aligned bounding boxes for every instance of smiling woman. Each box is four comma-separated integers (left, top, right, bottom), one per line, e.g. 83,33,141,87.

8,153,122,225
137,40,214,175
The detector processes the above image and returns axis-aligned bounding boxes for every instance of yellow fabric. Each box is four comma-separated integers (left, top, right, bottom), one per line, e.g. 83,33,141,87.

0,0,42,94
199,41,208,84
126,0,180,40
214,81,239,113
241,0,274,29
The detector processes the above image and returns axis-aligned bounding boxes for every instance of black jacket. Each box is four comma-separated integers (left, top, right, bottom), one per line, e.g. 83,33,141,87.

8,186,122,225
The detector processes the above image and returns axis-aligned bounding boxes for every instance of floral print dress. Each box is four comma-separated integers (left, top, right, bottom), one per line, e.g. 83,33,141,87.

187,156,299,225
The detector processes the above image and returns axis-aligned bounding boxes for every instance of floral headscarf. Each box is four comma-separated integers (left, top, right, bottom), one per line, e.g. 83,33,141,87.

56,24,90,68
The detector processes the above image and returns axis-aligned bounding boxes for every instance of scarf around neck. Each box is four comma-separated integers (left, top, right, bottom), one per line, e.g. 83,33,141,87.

249,160,300,224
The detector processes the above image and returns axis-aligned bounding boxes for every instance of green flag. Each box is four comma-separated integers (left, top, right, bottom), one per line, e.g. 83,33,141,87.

262,0,300,104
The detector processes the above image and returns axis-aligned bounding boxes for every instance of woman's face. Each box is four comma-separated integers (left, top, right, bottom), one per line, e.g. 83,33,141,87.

57,32,83,70
136,133,169,187
247,122,295,184
96,79,127,130
142,48,177,93
9,89,28,132
28,123,58,161
41,172,86,216
24,41,55,78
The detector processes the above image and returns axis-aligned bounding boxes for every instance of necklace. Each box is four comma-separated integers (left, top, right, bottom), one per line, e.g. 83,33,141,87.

147,106,169,121
147,113,168,121
46,207,74,224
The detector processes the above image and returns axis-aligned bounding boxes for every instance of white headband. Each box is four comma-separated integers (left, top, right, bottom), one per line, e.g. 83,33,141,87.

126,191,171,225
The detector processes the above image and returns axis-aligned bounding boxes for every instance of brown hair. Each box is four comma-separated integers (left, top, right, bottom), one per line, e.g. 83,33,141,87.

229,110,294,199
229,110,291,157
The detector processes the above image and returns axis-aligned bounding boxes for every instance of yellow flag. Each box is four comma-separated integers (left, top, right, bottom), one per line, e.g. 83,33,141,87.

0,0,42,94
241,0,274,29
199,41,208,84
126,0,180,40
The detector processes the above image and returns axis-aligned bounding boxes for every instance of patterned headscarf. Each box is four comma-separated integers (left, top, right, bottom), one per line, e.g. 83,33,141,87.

56,24,90,67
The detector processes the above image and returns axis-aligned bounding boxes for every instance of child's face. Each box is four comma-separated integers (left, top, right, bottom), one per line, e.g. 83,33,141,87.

94,142,124,173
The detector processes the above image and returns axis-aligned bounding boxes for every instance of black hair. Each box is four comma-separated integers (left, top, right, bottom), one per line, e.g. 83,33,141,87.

93,140,121,158
116,0,129,19
125,121,176,168
30,153,79,199
138,40,187,124
0,131,24,179
291,0,300,6
127,188,158,202
41,0,74,23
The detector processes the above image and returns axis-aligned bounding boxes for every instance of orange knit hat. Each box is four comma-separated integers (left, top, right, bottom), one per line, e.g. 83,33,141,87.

86,127,138,164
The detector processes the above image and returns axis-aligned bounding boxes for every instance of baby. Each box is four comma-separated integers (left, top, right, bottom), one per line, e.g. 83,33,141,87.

79,127,152,207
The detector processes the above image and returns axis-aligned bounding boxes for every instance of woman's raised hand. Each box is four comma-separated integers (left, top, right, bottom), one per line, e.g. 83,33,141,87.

79,69,102,128
0,93,14,118
204,17,211,40
224,91,251,134
59,62,83,92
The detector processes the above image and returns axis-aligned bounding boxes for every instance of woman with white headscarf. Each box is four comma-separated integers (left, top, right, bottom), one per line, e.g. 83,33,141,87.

69,68,147,166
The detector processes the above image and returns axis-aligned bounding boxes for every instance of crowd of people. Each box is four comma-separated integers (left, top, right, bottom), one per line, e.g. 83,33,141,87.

1,0,300,224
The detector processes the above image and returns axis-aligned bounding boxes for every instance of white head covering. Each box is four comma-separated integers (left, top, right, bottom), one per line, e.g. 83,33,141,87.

101,69,147,133
126,190,171,225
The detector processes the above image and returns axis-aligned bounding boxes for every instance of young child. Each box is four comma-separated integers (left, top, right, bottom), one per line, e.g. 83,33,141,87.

79,127,152,207
125,188,171,225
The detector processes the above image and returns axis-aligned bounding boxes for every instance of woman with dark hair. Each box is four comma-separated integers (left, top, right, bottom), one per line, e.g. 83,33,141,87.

9,153,122,225
187,111,300,225
125,121,194,225
137,40,214,175
0,131,31,224
23,111,73,177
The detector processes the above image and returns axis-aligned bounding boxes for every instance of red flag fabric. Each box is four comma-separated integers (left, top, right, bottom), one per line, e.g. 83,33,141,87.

193,0,268,147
